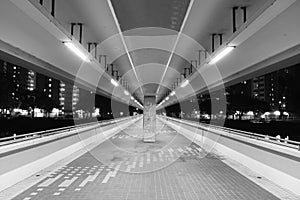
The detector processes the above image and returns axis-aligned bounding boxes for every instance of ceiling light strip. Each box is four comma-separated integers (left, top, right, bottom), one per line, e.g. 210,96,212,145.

156,0,195,95
63,42,90,62
107,0,144,96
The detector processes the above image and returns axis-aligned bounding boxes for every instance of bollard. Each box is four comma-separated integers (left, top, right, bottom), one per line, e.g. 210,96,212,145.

276,135,281,142
13,133,16,140
284,136,289,144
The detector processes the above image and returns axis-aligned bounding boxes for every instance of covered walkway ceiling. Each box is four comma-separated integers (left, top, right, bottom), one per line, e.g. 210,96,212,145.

1,0,299,109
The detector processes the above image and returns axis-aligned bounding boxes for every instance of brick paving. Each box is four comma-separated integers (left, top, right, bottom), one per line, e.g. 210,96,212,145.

13,120,280,200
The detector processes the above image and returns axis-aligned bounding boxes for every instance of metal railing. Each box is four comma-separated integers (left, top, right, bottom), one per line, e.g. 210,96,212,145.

161,116,300,151
0,116,136,147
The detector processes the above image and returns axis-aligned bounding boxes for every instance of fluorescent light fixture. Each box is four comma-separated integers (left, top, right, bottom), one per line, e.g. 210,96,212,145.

124,90,129,96
181,80,189,88
63,42,89,62
170,91,176,96
209,46,235,64
110,79,119,87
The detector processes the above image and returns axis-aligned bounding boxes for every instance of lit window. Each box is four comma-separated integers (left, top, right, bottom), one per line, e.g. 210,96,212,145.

49,84,52,87
48,94,52,98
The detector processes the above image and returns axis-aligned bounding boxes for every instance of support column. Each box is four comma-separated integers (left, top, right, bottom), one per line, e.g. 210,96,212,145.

143,96,156,143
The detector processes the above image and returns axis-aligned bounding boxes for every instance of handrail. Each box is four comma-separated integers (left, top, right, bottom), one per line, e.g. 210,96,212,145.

161,116,300,151
0,116,136,146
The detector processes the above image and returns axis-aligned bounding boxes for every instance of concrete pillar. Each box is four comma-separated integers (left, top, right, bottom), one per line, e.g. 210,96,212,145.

143,96,156,143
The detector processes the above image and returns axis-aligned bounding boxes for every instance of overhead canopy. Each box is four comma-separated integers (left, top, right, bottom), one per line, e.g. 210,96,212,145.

1,0,299,109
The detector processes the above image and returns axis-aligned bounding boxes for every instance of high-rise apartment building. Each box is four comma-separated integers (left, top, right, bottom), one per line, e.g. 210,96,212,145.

59,81,79,114
36,73,60,107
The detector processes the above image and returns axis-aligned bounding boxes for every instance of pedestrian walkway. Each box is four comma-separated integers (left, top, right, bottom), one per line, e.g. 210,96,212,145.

12,120,281,200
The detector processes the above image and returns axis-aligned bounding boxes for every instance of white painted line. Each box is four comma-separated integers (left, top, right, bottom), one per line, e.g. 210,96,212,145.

102,171,113,183
58,188,65,191
38,174,63,187
132,162,137,169
108,163,115,168
23,198,31,200
111,164,121,177
30,192,37,196
125,165,131,172
53,192,60,196
158,153,163,162
147,153,151,164
79,172,101,187
75,188,81,191
37,188,43,191
59,177,78,187
139,162,143,168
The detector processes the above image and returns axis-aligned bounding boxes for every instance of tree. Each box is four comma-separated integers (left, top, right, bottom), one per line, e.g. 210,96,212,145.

37,92,54,117
19,90,38,118
75,91,95,118
0,67,17,114
227,94,270,120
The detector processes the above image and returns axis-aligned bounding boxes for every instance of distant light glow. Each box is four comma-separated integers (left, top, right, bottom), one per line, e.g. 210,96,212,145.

64,42,89,62
274,111,280,116
283,112,289,116
110,79,119,87
124,90,129,96
209,46,235,64
247,111,254,116
165,97,169,101
130,96,134,100
170,91,176,96
181,80,189,88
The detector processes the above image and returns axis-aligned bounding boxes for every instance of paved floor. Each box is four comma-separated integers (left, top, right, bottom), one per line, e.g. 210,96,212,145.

13,119,280,200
